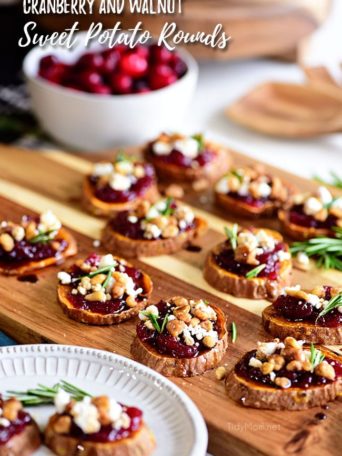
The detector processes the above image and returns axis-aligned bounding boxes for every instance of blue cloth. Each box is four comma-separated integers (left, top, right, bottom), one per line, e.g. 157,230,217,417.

0,332,16,346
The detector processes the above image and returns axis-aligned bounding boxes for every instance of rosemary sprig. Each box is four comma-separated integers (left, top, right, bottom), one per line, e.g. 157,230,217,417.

161,197,174,217
115,150,130,163
160,314,169,333
224,224,238,250
290,228,342,271
72,264,117,283
142,312,161,333
191,133,205,152
230,169,243,182
102,267,114,289
29,229,57,244
314,172,342,189
231,322,237,343
316,292,342,322
246,264,266,279
309,344,325,369
6,380,91,407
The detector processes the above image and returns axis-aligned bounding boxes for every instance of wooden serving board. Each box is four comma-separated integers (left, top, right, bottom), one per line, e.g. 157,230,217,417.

0,144,341,456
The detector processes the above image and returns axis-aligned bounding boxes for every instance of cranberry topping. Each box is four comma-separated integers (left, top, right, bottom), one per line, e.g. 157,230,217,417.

0,236,68,270
226,192,268,208
149,144,216,169
136,300,213,359
236,350,341,389
0,410,32,444
289,204,338,229
38,43,187,96
214,241,286,280
66,405,143,443
273,287,342,328
89,163,155,203
109,206,195,240
67,264,145,315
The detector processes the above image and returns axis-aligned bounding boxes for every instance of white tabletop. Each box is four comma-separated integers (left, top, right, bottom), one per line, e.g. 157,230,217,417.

182,0,342,182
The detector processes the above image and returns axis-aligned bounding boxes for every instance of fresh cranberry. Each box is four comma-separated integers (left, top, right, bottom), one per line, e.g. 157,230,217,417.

171,55,188,77
110,73,133,94
90,84,111,95
155,333,199,358
77,70,102,91
274,295,314,320
114,44,128,55
134,80,151,94
150,44,173,63
119,53,148,78
135,45,149,59
76,52,104,71
39,63,69,85
149,65,177,90
39,54,59,71
101,49,119,74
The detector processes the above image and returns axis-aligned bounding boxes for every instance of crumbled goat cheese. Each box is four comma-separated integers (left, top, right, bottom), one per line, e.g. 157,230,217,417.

115,160,134,175
257,340,284,356
0,418,10,427
277,250,291,261
153,141,173,156
54,389,71,414
39,210,61,233
296,252,309,266
144,223,162,240
332,197,342,210
173,138,199,159
109,173,132,191
215,177,230,194
98,254,117,269
128,216,138,224
269,372,276,382
256,230,275,251
107,399,123,422
249,357,262,368
316,186,332,205
307,294,321,308
71,397,101,434
57,271,72,285
304,197,323,216
257,182,272,198
237,182,249,196
92,239,101,248
139,305,159,320
92,162,113,176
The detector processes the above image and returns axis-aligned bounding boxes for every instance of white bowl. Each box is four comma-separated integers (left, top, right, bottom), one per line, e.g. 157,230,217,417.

23,34,198,151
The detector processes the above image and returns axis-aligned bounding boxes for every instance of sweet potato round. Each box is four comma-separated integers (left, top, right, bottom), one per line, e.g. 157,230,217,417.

82,177,160,217
262,305,342,344
57,257,153,325
45,416,155,456
102,217,208,258
278,209,333,240
226,347,342,411
0,421,41,456
131,304,228,377
0,227,77,276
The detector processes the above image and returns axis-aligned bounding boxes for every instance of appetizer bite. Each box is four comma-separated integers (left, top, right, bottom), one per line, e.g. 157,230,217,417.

57,253,152,325
83,153,159,216
131,296,228,377
45,391,155,456
279,186,342,240
226,337,342,410
144,133,230,187
215,165,290,218
0,210,77,275
102,198,207,258
204,225,292,299
0,396,41,455
262,285,342,344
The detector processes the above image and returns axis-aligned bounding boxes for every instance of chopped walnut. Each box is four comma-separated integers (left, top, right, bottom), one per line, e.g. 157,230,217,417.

202,335,217,348
275,377,291,389
314,361,336,381
166,319,186,337
261,362,274,375
85,290,107,302
0,233,14,252
215,366,227,380
268,354,285,371
2,398,22,421
53,415,72,434
286,360,303,371
164,184,184,199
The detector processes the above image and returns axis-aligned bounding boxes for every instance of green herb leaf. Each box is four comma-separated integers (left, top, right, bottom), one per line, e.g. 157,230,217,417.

161,197,174,217
230,169,243,182
224,224,239,250
115,150,130,163
309,344,325,370
290,230,342,271
231,322,237,343
246,264,266,279
316,292,342,322
142,312,161,333
191,133,205,152
29,230,57,244
6,381,91,407
314,172,342,189
160,314,169,333
102,267,114,289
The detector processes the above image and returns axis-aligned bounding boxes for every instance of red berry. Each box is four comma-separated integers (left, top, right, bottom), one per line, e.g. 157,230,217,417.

89,84,112,95
114,44,128,55
149,65,177,90
39,63,69,85
76,52,104,71
101,49,119,75
39,55,59,71
135,45,149,59
77,70,102,91
150,44,173,63
171,55,188,77
119,53,148,78
134,80,151,94
110,73,133,94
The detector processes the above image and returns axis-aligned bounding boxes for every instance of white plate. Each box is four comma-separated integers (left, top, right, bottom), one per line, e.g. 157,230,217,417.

0,345,208,456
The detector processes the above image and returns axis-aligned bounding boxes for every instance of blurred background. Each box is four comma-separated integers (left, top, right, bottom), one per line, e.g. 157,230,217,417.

1,0,342,178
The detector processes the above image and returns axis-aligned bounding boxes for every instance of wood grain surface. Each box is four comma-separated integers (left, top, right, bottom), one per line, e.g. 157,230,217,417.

0,144,340,456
